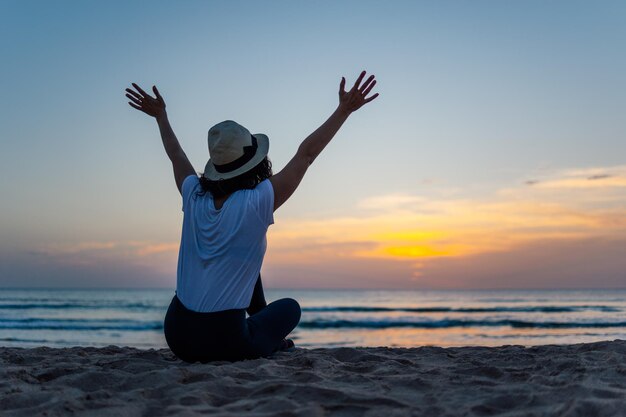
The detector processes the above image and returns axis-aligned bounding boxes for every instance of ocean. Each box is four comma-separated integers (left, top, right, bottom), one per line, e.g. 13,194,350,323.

1,288,625,349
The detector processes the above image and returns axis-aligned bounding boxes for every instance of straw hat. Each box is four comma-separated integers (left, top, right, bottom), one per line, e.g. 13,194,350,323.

203,120,269,180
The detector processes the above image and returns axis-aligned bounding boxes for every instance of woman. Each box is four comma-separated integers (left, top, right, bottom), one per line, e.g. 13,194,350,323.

125,71,379,362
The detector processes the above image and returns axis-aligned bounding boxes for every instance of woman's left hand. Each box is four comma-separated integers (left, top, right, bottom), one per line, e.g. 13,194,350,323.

125,83,166,119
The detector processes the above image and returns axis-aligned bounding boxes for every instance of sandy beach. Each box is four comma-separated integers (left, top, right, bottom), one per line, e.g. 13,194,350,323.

0,340,624,416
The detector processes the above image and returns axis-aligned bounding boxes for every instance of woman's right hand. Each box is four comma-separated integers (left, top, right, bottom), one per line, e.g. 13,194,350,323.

338,71,379,115
125,83,166,119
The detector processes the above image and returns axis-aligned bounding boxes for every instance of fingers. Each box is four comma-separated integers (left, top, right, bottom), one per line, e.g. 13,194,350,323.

125,93,142,106
125,88,142,100
364,93,379,104
128,101,152,116
153,85,162,101
351,70,366,91
128,102,144,112
361,79,377,96
339,77,346,94
132,82,149,98
358,75,375,93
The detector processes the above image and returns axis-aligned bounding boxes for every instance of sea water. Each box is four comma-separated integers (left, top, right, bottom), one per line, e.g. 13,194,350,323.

1,288,625,348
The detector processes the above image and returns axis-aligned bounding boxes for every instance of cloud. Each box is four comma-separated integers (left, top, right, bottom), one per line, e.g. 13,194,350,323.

263,165,626,288
357,194,428,211
0,248,176,288
416,237,626,289
526,165,626,190
588,174,613,181
33,240,179,261
0,241,180,288
134,242,180,256
3,165,625,289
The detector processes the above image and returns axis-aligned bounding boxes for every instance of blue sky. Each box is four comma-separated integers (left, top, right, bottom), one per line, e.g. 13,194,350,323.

1,1,625,288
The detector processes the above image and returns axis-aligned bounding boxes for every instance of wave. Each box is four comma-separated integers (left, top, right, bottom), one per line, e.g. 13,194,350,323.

0,318,162,331
299,319,626,329
0,303,162,310
0,336,54,343
1,316,625,331
301,305,621,313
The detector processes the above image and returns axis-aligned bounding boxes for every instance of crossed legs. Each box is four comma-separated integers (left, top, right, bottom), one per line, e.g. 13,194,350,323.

245,275,301,356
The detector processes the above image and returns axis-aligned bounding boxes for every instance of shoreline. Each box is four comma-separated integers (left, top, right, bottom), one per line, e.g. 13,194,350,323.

2,340,625,416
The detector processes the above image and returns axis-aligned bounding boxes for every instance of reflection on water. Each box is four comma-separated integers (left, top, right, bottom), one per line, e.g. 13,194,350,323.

0,289,625,348
274,289,626,348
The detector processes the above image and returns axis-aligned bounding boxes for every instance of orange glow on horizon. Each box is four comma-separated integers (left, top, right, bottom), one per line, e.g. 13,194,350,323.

34,165,626,286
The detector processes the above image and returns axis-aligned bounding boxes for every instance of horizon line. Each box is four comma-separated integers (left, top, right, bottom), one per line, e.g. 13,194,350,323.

2,286,626,291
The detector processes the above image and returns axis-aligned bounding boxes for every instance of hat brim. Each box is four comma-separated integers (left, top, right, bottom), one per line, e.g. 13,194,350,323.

203,133,269,181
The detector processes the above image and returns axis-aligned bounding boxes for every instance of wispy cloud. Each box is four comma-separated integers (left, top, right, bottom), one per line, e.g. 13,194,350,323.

30,240,179,270
266,165,626,287
11,165,626,289
524,165,626,189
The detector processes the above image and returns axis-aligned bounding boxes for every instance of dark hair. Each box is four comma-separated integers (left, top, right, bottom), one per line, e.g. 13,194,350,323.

198,157,273,198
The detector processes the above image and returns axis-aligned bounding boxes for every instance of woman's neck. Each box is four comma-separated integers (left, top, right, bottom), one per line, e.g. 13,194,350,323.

213,194,231,210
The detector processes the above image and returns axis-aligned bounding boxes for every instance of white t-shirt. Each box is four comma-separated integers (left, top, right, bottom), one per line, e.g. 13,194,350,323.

176,175,274,312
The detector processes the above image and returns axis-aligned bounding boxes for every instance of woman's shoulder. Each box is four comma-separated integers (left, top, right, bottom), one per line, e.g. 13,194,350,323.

182,175,210,211
255,178,273,193
240,179,274,224
181,174,201,195
183,174,200,188
235,179,272,199
182,175,204,198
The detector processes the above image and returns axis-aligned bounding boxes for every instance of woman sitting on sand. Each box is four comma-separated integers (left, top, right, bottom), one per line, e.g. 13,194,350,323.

125,71,379,362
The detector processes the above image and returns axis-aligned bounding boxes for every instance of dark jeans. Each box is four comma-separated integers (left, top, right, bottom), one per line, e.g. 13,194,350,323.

164,275,300,362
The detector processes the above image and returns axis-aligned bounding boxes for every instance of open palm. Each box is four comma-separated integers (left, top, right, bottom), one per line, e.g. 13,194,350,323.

125,83,166,118
338,71,379,114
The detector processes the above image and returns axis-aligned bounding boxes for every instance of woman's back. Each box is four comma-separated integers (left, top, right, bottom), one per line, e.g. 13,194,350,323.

126,71,378,361
176,175,275,313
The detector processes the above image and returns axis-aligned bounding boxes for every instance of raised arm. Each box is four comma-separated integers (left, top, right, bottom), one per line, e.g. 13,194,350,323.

270,71,379,210
125,83,195,194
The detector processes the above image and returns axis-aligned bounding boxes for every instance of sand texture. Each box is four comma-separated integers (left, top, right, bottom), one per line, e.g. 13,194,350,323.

1,340,625,416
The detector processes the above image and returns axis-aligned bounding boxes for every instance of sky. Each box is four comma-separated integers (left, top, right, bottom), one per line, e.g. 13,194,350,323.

0,0,625,289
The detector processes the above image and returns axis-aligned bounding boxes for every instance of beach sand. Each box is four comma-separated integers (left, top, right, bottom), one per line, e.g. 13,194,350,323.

1,340,625,417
